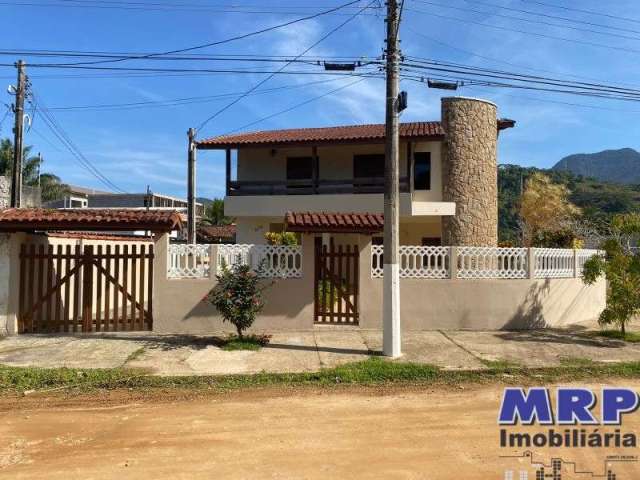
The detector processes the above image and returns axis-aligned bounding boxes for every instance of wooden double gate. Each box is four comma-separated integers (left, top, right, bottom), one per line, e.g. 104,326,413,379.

314,239,359,325
18,243,154,333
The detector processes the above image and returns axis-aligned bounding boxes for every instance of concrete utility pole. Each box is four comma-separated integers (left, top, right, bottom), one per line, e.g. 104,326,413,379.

187,128,197,244
10,60,26,208
383,0,401,357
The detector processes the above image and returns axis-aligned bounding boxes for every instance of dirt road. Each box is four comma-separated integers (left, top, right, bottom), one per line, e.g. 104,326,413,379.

1,383,639,479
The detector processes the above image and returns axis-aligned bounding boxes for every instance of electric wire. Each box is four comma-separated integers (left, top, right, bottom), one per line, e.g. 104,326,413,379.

46,0,372,66
196,0,377,132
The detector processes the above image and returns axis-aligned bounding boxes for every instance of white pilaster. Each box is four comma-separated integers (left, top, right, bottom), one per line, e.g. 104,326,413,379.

383,263,401,357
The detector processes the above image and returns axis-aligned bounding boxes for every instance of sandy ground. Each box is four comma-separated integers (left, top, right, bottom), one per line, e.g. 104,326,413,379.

1,382,639,479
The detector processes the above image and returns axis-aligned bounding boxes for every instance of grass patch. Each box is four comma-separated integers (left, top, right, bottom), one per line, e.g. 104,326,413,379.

558,357,597,368
221,334,270,351
4,357,640,394
593,330,640,343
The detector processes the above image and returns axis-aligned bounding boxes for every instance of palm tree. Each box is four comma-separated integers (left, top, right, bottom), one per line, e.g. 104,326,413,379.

201,198,233,226
0,138,43,185
0,138,70,202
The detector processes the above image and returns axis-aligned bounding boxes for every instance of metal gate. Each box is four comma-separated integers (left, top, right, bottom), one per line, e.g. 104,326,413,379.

314,238,359,325
18,243,154,333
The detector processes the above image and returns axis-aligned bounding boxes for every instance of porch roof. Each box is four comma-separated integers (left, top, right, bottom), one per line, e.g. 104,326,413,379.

285,211,383,234
0,208,182,232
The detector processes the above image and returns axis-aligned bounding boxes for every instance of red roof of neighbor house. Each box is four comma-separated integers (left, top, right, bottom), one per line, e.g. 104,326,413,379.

197,224,236,242
0,209,182,232
285,211,384,234
197,122,445,149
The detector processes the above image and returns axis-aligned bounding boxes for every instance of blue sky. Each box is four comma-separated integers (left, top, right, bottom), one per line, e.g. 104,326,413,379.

1,0,640,199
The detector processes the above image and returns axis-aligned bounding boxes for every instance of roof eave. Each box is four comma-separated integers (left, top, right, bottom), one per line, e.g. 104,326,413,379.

196,134,445,150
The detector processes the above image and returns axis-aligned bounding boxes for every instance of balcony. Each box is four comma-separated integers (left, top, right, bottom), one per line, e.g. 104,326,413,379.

227,177,410,196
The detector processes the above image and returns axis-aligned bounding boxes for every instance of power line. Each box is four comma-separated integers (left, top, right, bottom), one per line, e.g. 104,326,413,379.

462,0,640,36
521,0,640,26
401,59,640,97
49,0,373,66
404,28,640,91
465,85,640,114
223,77,369,135
31,92,127,192
404,6,640,57
410,0,640,41
0,63,384,76
0,50,379,64
0,0,381,14
46,76,382,112
196,0,377,132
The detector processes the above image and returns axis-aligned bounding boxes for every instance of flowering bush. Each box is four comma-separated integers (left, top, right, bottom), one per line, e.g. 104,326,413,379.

264,231,298,245
203,263,268,338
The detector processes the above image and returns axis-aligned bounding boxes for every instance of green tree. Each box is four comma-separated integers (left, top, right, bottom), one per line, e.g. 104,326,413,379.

0,138,42,184
39,173,70,203
0,138,70,202
582,213,640,338
201,198,233,225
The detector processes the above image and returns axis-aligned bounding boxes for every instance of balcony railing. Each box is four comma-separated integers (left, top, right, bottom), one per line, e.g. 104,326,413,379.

228,176,410,196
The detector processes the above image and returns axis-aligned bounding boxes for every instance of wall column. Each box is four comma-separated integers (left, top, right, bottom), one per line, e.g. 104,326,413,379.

441,97,499,246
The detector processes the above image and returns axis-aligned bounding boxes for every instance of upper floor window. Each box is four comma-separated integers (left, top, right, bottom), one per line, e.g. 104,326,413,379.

287,156,313,180
354,154,385,178
414,152,431,190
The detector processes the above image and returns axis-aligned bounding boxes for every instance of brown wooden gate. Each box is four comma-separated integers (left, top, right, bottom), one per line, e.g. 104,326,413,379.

314,238,359,325
18,243,154,333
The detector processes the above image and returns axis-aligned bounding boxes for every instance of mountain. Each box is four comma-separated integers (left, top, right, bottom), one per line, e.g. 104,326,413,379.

552,148,640,184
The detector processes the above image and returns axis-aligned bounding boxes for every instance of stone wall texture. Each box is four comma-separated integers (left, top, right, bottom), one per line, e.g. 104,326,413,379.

441,97,498,246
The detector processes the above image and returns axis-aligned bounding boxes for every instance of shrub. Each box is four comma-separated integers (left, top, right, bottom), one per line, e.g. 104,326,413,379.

583,214,640,338
204,263,269,338
264,231,298,246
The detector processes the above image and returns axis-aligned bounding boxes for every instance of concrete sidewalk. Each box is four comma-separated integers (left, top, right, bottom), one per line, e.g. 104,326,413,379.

0,328,639,375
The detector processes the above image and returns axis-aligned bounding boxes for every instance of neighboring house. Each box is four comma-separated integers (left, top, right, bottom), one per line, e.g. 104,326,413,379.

197,97,515,246
196,224,236,244
44,187,203,238
45,186,205,217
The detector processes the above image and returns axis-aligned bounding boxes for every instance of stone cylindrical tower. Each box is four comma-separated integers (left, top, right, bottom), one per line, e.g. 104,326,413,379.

441,97,498,246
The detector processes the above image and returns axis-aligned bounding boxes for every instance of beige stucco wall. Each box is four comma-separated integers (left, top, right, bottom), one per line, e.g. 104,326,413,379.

237,142,433,183
153,234,316,334
153,233,605,334
1,233,26,335
357,238,607,330
229,140,452,228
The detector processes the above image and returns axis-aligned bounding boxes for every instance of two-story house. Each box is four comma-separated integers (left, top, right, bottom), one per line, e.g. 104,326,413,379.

197,97,515,247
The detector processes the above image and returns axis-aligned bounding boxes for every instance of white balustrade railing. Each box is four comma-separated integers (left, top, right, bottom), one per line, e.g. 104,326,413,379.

217,244,303,278
372,245,602,280
576,249,602,275
533,248,574,278
457,246,528,279
167,244,211,279
372,245,449,278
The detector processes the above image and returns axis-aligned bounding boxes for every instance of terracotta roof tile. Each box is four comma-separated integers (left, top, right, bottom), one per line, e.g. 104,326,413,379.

285,211,384,234
0,208,182,232
197,224,236,242
198,122,445,149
